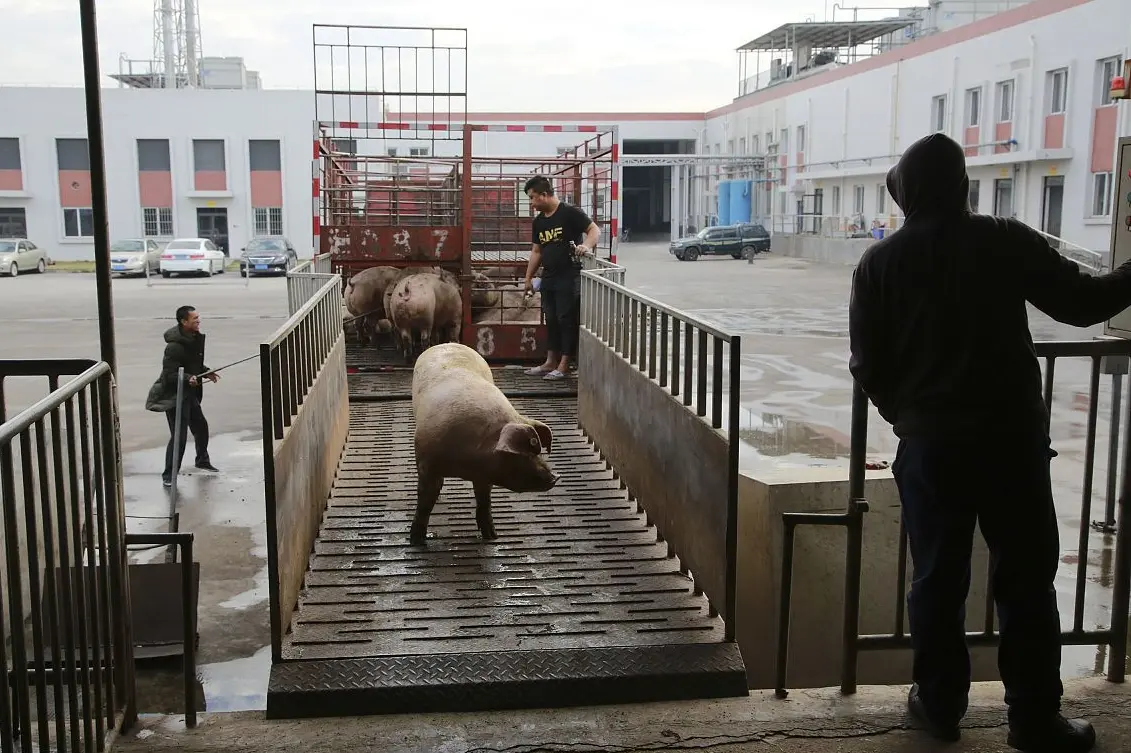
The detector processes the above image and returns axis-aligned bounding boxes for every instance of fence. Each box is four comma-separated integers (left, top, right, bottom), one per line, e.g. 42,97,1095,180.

577,269,742,638
580,254,626,285
774,339,1131,696
259,274,350,659
0,359,134,752
285,254,335,316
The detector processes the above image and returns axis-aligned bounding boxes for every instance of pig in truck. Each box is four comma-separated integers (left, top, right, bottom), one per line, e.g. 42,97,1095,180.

408,342,559,544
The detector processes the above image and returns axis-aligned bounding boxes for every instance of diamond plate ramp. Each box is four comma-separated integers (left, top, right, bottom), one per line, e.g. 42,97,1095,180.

267,377,747,717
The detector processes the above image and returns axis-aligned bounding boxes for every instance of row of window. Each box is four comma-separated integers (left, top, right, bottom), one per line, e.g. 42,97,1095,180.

0,205,285,241
0,136,283,175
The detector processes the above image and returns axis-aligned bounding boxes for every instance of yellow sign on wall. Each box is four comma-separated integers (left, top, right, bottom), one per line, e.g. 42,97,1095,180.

1048,166,1059,176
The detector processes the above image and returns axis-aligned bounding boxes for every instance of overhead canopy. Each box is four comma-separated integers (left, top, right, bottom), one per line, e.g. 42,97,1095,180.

737,19,918,52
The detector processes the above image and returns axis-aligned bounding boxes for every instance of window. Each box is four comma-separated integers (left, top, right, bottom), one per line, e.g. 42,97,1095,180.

876,184,887,214
1092,172,1114,216
831,185,842,215
1099,56,1123,106
931,95,947,132
796,125,806,153
409,147,430,157
739,137,746,154
387,147,399,157
1047,68,1068,114
142,207,174,237
254,207,283,236
764,132,773,151
137,139,171,171
965,87,981,127
63,207,94,238
55,138,90,171
853,185,865,214
968,179,981,213
751,135,759,154
996,79,1015,122
0,207,27,237
993,178,1014,217
192,139,225,172
332,139,357,154
249,140,281,171
0,138,20,171
779,128,789,153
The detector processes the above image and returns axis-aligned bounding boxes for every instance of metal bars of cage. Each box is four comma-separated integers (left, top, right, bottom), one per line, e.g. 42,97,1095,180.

0,360,134,752
286,254,337,316
579,270,741,637
772,339,1131,698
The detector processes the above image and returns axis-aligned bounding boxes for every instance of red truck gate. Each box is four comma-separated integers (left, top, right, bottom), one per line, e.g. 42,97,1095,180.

311,26,617,362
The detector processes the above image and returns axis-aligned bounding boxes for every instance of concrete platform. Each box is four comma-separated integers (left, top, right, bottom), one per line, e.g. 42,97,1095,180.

117,677,1131,752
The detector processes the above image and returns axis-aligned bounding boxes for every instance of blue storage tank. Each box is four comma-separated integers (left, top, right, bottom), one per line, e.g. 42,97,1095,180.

729,180,752,225
716,180,733,227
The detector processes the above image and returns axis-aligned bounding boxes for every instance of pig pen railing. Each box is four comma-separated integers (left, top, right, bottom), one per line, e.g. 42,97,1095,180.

578,270,742,640
581,254,625,285
0,359,135,752
286,253,335,316
774,339,1131,697
260,273,350,660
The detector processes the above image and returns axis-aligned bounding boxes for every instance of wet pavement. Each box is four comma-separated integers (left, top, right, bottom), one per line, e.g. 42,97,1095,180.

2,249,1128,715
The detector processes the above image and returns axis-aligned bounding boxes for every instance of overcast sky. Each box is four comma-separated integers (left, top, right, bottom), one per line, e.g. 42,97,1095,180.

2,0,872,111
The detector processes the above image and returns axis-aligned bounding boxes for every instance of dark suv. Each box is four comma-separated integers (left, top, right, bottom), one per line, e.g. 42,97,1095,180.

669,223,771,261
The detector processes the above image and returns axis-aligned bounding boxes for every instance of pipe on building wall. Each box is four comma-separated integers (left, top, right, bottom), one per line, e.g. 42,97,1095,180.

184,0,198,88
161,0,176,89
891,60,901,158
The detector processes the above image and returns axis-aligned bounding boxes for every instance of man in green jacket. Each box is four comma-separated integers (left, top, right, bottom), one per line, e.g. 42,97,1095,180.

160,305,220,487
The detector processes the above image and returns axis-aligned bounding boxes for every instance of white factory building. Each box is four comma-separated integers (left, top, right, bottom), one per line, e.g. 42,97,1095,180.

0,0,1128,261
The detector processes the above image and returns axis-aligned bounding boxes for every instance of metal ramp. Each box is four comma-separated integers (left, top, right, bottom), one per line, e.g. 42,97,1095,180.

266,353,747,718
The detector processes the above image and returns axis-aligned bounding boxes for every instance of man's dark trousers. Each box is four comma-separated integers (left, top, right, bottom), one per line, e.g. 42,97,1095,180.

892,431,1064,725
163,392,211,482
541,274,581,360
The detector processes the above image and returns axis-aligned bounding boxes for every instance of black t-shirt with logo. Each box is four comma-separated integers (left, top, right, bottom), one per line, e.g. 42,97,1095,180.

531,202,592,280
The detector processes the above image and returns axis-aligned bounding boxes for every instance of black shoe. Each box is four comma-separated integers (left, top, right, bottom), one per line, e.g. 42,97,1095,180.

195,461,219,473
907,684,961,743
1007,715,1095,753
162,477,172,488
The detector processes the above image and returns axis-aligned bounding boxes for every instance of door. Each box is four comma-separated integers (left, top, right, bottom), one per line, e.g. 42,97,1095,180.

993,178,1014,218
813,189,824,235
196,208,230,255
719,227,739,254
1041,176,1065,239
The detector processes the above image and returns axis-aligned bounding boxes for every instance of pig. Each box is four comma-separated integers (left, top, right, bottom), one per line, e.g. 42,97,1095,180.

472,284,542,324
388,272,463,361
470,270,500,314
344,265,403,345
409,342,559,543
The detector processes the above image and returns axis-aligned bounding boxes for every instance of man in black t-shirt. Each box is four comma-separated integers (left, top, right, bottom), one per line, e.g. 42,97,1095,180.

522,175,600,380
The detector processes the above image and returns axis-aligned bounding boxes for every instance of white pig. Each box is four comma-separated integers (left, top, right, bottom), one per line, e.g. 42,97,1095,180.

409,342,559,543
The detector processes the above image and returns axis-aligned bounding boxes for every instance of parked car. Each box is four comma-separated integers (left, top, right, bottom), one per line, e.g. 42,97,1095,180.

238,236,299,276
109,238,163,276
0,238,50,276
668,223,772,261
159,238,227,277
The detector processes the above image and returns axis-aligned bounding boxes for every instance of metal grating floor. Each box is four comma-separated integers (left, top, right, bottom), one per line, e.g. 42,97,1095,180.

267,365,747,717
348,366,576,400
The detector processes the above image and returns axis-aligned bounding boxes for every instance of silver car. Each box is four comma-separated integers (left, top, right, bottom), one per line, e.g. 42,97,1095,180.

0,239,49,277
109,238,163,276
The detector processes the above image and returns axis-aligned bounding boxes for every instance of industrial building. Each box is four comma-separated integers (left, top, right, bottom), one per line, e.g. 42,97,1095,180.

0,0,1128,261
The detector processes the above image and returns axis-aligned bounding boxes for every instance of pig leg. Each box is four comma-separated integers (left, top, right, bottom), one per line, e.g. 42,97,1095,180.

409,472,444,544
472,480,497,540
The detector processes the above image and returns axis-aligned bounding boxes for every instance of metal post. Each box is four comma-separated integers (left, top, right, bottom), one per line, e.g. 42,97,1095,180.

167,367,185,557
1104,372,1124,532
79,0,117,375
181,535,197,728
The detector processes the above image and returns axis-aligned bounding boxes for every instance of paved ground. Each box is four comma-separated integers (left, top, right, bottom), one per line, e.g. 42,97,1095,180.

1,245,1127,723
118,677,1131,753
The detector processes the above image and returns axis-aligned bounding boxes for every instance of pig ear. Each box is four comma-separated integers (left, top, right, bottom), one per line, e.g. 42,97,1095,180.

495,422,541,455
528,420,553,454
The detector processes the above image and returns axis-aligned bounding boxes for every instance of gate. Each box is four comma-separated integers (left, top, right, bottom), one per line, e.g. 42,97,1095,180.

0,360,134,752
775,340,1131,695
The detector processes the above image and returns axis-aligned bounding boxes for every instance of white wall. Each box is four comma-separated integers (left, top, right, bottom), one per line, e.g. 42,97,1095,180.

706,0,1131,250
0,87,314,261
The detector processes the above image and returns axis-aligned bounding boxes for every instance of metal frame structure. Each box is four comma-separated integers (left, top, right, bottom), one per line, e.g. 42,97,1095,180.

775,342,1131,697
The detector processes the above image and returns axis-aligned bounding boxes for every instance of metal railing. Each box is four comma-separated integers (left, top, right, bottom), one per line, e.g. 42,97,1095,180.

286,253,336,316
580,254,626,285
1034,229,1107,275
579,270,742,638
262,274,344,441
774,339,1131,696
0,359,134,752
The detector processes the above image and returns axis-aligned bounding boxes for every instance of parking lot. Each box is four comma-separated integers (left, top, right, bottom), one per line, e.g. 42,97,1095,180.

1,244,1124,712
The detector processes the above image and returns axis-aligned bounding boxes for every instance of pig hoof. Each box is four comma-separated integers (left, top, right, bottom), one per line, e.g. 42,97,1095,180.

408,529,430,545
478,526,498,541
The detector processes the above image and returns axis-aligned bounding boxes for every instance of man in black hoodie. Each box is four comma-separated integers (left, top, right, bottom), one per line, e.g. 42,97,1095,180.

849,133,1131,753
158,305,220,487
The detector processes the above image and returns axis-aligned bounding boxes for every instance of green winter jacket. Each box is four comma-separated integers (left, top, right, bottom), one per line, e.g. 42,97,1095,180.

146,326,209,412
